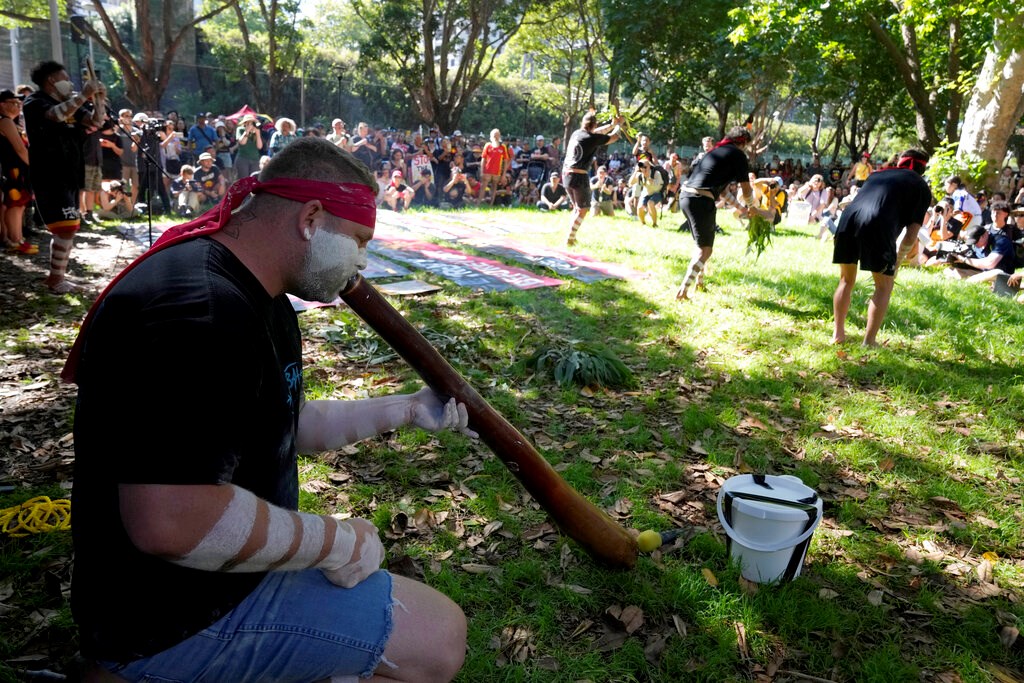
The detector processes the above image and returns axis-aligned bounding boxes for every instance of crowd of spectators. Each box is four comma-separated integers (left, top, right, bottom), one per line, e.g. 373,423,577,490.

2,83,1023,301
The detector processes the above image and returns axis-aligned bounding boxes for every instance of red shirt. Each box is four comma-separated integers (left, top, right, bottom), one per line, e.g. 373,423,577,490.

481,142,510,176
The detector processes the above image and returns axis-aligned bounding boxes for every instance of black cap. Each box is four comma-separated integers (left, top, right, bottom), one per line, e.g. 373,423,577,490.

963,225,988,246
0,89,19,102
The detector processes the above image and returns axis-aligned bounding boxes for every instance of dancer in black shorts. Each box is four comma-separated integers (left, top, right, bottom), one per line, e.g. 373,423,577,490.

675,126,757,300
831,149,932,346
563,110,626,246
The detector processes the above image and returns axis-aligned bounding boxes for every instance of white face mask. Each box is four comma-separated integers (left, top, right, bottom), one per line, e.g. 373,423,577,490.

53,79,74,99
295,228,366,303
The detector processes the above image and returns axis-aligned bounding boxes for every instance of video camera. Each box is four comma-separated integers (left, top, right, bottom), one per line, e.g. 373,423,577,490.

933,240,972,262
141,118,169,133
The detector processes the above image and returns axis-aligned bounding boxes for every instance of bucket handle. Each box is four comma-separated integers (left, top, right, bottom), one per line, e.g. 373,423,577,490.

717,490,822,553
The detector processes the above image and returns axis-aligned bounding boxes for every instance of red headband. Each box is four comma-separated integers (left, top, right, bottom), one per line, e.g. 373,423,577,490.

896,156,927,173
60,175,376,383
714,135,750,150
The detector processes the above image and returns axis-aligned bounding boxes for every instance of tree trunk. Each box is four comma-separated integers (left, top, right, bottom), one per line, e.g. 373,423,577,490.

957,10,1024,183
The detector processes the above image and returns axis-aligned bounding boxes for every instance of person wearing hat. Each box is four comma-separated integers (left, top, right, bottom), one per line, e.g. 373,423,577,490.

831,149,932,346
530,134,552,172
0,88,36,254
383,169,415,212
537,171,569,211
946,200,1020,282
23,60,107,292
234,113,264,180
194,152,225,207
326,118,348,149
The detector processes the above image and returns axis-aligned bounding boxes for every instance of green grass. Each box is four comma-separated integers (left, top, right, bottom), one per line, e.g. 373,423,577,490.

1,206,1021,680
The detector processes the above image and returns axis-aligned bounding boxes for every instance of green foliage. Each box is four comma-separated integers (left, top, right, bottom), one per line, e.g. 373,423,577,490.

924,140,989,196
525,341,636,389
745,213,774,259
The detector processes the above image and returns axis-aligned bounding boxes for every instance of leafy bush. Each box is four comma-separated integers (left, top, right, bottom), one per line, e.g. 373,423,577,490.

924,140,989,196
525,342,636,389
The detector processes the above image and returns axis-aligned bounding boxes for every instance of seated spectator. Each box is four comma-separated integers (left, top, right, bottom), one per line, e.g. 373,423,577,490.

170,164,203,216
193,152,224,207
95,180,139,221
372,161,392,206
612,177,627,211
513,168,537,207
590,165,615,217
389,148,409,179
383,169,415,211
411,167,436,207
946,201,1020,282
796,174,834,237
442,167,471,209
537,171,569,211
493,171,514,207
943,175,983,237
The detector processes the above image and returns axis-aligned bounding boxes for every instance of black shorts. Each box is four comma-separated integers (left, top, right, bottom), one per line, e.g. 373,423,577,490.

679,195,717,248
34,184,81,233
832,226,896,276
565,173,591,209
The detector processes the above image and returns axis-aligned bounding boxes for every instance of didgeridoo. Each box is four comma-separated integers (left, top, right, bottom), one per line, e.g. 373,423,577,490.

340,275,638,569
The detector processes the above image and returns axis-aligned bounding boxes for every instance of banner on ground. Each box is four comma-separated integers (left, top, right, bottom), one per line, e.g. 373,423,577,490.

369,238,563,291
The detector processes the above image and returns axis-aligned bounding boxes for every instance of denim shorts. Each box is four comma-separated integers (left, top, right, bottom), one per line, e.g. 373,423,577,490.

100,569,394,683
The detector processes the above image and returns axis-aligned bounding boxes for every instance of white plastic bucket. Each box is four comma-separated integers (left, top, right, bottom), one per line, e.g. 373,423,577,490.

787,200,811,226
716,474,823,584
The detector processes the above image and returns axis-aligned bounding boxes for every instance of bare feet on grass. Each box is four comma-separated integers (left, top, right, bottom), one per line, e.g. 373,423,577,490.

675,287,690,301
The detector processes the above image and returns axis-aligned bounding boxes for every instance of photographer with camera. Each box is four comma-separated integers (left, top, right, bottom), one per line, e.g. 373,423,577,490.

132,113,172,215
945,201,1019,282
95,180,139,221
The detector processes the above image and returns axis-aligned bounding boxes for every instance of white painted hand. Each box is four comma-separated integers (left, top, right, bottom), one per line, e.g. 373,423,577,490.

408,388,478,438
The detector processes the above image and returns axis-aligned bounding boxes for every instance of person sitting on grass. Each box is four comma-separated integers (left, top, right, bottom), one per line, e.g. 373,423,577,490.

410,167,436,207
442,167,470,209
537,172,569,211
170,164,203,216
945,201,1019,282
95,180,140,221
383,169,415,212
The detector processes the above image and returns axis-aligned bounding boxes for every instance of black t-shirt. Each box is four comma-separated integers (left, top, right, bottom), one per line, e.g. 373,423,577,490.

836,168,932,240
350,135,377,169
23,91,90,189
684,143,750,199
563,129,610,173
100,133,123,180
194,164,221,194
71,238,303,661
541,182,568,204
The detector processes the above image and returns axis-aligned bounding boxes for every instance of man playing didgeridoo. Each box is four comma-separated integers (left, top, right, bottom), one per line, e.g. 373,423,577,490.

564,110,626,247
64,137,472,683
831,148,932,346
675,126,758,300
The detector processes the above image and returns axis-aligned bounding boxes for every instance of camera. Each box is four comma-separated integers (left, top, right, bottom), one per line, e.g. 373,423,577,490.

934,241,971,262
142,118,168,132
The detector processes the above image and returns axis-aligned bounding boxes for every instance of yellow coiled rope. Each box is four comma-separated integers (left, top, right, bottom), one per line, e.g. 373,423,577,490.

0,496,72,537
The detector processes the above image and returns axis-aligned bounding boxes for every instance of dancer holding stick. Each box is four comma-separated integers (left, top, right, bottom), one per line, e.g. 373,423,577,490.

564,110,627,247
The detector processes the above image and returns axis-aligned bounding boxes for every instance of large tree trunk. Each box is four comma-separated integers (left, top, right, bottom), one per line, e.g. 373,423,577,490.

957,10,1024,183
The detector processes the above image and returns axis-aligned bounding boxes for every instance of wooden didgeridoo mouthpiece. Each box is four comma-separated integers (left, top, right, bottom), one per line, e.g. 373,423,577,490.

340,275,638,569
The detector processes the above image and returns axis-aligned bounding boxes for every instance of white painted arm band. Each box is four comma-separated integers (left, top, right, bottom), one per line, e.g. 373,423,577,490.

170,485,357,574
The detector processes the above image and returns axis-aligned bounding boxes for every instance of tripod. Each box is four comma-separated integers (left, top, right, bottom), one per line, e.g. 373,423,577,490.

111,117,173,247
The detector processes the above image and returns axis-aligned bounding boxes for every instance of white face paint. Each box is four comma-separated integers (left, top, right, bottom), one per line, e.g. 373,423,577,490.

295,227,367,303
53,79,74,99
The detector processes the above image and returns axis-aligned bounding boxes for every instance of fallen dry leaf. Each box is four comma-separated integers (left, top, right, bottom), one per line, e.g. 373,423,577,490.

702,567,719,587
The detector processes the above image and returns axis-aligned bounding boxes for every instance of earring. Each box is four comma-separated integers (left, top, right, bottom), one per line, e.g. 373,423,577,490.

303,228,311,240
